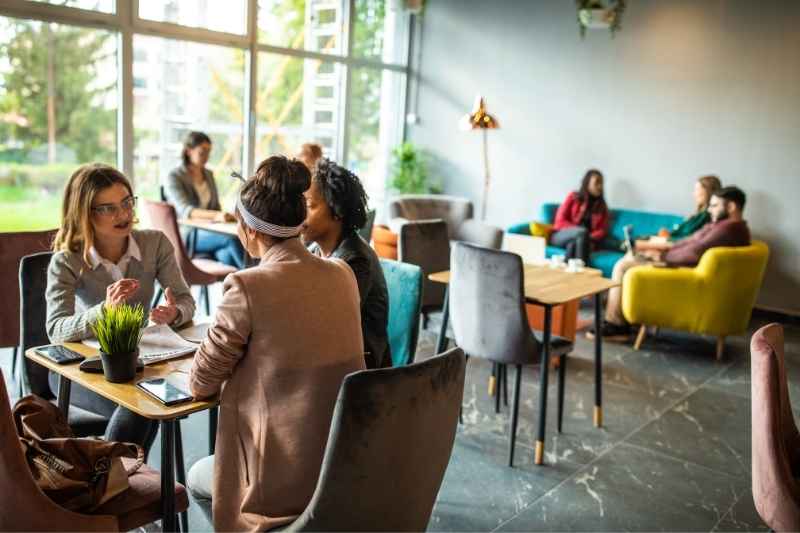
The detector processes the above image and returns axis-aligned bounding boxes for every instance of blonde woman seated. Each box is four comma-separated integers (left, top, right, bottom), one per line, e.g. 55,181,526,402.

46,163,195,453
186,156,365,531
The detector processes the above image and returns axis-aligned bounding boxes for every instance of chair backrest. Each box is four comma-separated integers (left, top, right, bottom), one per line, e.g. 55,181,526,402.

141,199,213,285
750,323,800,531
379,259,423,366
455,219,503,250
19,252,55,398
286,347,466,532
0,230,56,348
357,208,376,243
398,220,449,309
502,232,546,265
389,195,473,239
0,369,118,531
449,242,539,364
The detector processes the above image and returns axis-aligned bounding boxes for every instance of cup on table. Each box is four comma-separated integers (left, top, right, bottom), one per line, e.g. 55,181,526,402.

550,254,566,269
566,258,585,272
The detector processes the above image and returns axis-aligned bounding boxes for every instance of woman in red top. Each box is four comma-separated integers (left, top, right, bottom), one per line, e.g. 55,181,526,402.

550,169,609,262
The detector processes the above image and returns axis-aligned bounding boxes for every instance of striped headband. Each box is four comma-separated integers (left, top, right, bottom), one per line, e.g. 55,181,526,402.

231,172,304,238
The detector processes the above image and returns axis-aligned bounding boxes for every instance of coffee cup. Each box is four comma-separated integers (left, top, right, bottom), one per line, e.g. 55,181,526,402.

567,258,585,272
550,254,566,268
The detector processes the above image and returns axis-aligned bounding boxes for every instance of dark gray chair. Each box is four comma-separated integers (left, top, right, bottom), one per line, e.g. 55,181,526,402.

389,194,474,240
398,220,449,326
358,208,376,243
455,219,503,249
279,347,466,531
449,242,573,467
19,252,110,436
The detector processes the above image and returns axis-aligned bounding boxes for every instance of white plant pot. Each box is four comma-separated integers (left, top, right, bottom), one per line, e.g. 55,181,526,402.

578,8,615,29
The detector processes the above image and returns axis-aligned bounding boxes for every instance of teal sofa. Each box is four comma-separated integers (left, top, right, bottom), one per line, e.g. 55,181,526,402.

507,203,684,278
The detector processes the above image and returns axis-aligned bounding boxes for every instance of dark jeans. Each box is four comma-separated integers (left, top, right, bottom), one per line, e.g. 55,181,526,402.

550,226,591,263
195,229,246,269
48,373,158,457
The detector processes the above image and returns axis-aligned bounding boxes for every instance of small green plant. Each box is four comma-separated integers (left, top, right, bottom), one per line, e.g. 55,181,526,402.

389,142,440,194
91,304,145,355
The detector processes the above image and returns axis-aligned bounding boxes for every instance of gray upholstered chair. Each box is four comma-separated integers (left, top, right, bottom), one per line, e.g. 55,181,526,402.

278,347,466,531
449,242,573,467
18,252,109,436
751,323,800,531
455,219,503,249
389,194,473,240
398,220,449,324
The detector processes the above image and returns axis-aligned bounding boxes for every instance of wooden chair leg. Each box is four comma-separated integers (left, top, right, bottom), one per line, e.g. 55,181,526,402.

634,324,647,350
716,336,725,361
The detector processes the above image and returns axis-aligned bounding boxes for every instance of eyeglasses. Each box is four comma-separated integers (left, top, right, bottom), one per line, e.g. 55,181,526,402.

91,196,137,217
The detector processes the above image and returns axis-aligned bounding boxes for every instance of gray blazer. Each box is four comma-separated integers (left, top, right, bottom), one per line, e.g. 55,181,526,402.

163,164,221,219
46,229,196,343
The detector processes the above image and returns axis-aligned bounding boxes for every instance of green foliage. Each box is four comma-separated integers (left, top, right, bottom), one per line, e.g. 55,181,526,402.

0,162,75,189
0,18,116,164
390,142,437,194
91,304,145,356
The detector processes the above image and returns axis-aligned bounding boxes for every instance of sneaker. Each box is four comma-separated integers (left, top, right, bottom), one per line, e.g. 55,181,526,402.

586,323,632,341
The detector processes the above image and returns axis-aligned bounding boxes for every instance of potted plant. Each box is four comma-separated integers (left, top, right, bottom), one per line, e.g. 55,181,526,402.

576,0,626,38
389,142,440,194
92,303,145,383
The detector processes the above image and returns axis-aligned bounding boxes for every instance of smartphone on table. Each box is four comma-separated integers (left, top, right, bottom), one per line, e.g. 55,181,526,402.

136,378,193,406
35,345,85,365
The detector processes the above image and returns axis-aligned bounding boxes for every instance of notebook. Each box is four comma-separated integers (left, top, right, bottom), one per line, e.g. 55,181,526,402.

83,324,198,365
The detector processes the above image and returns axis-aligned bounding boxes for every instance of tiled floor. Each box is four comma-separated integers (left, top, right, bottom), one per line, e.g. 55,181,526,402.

4,307,795,532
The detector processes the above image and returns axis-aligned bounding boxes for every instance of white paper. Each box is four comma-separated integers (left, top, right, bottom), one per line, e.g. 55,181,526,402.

83,324,197,365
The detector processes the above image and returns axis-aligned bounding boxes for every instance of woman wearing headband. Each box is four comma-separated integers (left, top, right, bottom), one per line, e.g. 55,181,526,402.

186,155,365,531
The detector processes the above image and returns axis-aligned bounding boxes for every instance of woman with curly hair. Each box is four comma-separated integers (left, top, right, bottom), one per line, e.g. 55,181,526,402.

301,158,390,369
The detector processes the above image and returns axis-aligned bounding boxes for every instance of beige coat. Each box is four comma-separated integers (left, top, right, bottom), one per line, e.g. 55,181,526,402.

189,238,365,532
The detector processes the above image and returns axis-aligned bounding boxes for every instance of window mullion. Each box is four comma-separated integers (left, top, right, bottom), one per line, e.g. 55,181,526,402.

243,0,258,175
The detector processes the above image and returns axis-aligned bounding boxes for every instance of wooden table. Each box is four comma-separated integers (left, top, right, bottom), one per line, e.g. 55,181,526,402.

429,264,618,465
178,218,238,237
25,342,217,532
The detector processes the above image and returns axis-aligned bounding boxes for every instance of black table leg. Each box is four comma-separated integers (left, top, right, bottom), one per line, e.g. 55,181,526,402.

209,405,218,455
57,376,71,418
594,292,603,428
507,364,522,467
175,419,188,533
535,305,552,465
435,286,450,354
161,419,177,532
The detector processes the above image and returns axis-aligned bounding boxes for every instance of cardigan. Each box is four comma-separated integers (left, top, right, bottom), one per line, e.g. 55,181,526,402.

45,229,195,343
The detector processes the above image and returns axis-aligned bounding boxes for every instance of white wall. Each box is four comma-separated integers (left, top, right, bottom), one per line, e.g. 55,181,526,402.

408,0,800,313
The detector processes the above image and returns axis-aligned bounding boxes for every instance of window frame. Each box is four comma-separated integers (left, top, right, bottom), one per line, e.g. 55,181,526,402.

0,0,412,188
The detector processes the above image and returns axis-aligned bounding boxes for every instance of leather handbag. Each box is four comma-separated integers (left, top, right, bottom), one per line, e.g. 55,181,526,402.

12,395,144,511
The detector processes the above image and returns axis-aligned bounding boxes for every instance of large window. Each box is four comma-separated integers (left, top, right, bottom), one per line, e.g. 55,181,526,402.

133,36,245,206
0,0,410,231
0,15,117,231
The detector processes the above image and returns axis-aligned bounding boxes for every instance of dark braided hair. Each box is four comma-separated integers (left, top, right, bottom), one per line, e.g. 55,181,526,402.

313,158,369,234
240,155,310,239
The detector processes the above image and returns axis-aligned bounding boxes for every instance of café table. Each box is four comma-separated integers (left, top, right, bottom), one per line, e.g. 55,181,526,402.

25,343,217,532
429,263,619,465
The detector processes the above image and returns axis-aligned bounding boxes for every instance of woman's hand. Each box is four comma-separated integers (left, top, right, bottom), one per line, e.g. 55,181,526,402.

213,211,236,223
104,278,140,309
150,287,180,325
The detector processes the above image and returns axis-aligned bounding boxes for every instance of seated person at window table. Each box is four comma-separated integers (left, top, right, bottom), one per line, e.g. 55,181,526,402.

46,163,195,454
635,175,721,255
550,169,609,263
163,131,245,269
596,186,750,339
297,142,323,171
186,156,365,532
301,158,391,369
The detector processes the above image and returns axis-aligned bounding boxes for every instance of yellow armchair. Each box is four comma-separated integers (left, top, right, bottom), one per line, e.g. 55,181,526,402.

622,240,769,359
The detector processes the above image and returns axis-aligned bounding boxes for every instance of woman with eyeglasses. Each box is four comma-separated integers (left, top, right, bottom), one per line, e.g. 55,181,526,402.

46,163,195,452
163,131,245,268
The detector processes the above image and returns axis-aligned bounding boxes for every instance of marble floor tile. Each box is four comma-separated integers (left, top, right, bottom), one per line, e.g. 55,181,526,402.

628,388,751,479
497,443,748,532
712,491,768,532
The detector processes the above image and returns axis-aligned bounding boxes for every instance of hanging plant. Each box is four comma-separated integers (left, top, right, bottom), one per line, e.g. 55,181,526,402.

576,0,626,38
